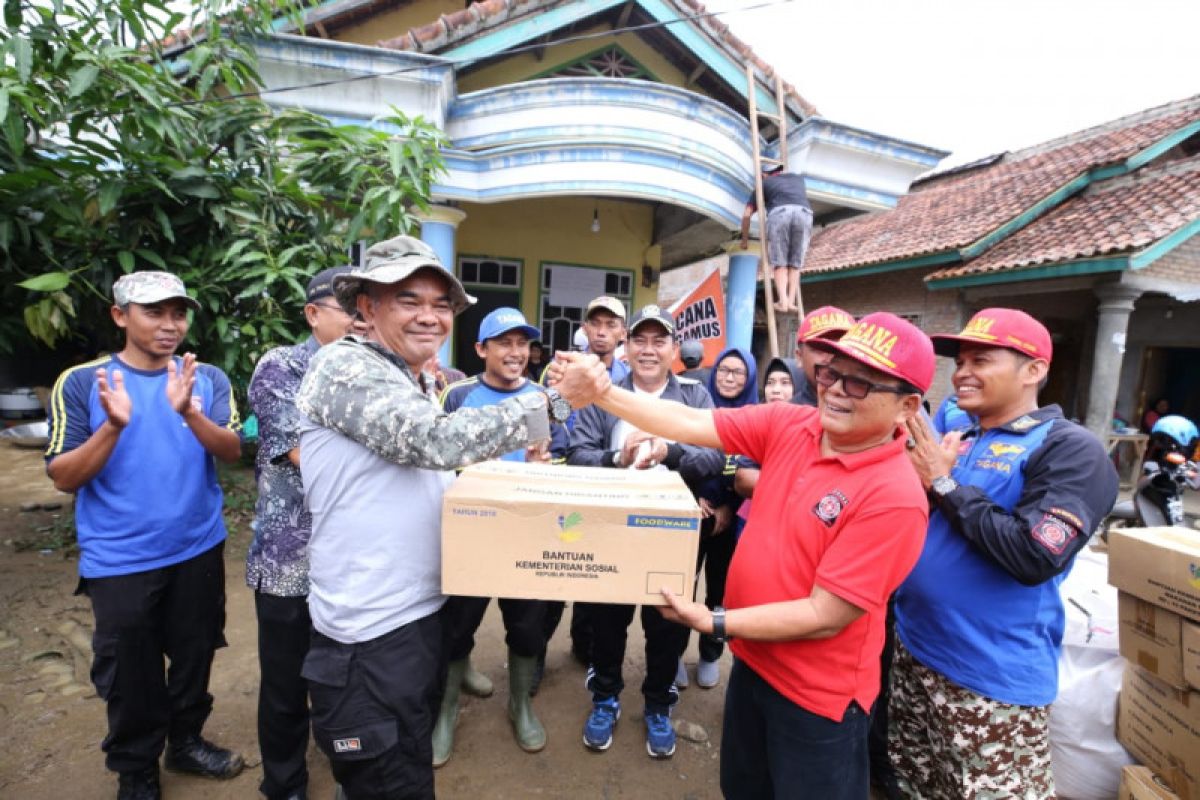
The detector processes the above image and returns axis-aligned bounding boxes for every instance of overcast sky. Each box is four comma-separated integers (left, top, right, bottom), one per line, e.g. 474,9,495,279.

705,0,1200,166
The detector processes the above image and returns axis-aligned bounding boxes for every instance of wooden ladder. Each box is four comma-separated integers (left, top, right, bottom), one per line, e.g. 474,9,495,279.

745,63,802,359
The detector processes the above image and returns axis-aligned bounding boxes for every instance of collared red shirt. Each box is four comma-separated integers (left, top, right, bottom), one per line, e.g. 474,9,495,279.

246,336,318,597
714,403,927,721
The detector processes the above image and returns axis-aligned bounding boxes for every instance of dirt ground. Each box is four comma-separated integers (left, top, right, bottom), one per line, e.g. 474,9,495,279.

0,444,727,800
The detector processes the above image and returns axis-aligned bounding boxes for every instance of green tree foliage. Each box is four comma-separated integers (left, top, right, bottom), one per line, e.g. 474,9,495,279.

0,0,446,387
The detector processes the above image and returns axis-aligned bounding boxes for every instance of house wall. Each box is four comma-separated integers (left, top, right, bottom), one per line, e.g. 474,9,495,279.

1117,237,1200,423
455,24,689,94
456,195,659,318
334,0,467,46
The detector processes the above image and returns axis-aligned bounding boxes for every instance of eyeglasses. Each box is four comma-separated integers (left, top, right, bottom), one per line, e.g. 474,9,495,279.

311,302,349,314
813,364,909,400
716,367,747,379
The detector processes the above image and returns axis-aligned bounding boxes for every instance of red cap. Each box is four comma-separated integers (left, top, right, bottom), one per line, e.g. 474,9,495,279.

931,308,1052,363
797,306,855,343
815,312,935,393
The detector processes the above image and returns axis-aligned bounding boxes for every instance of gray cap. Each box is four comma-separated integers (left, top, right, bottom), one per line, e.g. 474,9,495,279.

680,339,704,366
332,235,476,314
112,271,200,311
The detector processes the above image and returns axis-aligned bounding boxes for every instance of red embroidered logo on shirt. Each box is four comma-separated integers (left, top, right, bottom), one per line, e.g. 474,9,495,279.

812,490,850,527
1032,514,1077,555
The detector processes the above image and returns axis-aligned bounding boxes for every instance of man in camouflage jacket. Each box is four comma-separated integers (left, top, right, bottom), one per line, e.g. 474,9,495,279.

293,235,601,800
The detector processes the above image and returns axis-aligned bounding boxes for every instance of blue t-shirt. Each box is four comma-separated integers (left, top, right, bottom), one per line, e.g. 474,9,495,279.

441,375,569,461
46,354,238,578
932,394,974,435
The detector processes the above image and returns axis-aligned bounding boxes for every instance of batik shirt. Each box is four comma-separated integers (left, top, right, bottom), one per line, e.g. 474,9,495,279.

246,336,318,597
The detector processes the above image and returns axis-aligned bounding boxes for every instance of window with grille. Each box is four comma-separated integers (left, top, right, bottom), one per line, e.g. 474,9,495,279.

458,257,521,288
539,264,634,354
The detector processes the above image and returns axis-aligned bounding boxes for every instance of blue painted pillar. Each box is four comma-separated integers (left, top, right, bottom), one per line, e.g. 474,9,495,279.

416,205,467,368
724,241,760,354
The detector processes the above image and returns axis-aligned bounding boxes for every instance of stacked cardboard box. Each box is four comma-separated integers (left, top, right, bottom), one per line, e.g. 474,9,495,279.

1108,528,1200,800
1120,765,1182,799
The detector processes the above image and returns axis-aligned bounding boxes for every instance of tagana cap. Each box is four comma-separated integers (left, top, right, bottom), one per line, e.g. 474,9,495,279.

931,308,1053,363
332,235,475,314
112,271,200,311
814,312,935,393
586,296,627,321
797,305,855,343
477,307,540,344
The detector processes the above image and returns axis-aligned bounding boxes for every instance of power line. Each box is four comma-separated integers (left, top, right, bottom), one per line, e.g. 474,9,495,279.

167,0,797,109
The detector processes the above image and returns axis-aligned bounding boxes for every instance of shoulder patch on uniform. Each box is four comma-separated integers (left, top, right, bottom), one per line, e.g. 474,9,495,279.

1008,415,1041,432
1032,513,1078,555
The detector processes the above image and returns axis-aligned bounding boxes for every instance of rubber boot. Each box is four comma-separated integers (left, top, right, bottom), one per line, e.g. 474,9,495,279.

462,657,494,698
433,659,466,768
507,651,547,753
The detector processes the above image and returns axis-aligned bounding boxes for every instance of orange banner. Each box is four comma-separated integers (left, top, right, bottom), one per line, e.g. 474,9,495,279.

669,269,727,371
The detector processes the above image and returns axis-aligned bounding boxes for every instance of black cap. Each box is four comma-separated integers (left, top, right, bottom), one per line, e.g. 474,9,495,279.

628,304,676,337
307,266,354,303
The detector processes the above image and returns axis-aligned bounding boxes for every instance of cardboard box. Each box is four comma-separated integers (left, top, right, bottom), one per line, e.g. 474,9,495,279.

1185,621,1200,691
1119,592,1196,690
1117,665,1200,800
1121,765,1183,800
1108,528,1200,623
441,461,700,605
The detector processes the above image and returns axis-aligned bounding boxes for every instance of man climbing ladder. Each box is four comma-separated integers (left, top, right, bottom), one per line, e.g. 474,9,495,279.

739,164,813,314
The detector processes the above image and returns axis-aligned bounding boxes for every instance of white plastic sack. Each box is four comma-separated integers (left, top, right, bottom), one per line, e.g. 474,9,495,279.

1049,547,1135,800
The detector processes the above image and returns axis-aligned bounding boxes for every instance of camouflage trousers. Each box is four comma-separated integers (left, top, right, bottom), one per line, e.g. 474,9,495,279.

888,639,1055,800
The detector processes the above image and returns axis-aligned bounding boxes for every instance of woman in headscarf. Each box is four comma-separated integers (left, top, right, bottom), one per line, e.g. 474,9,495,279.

677,347,757,690
760,356,802,404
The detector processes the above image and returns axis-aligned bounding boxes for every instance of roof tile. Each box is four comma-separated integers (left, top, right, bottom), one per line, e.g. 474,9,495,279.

804,100,1200,274
925,157,1200,280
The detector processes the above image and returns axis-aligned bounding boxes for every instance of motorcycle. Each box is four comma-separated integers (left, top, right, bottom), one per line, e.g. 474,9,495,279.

1103,415,1200,532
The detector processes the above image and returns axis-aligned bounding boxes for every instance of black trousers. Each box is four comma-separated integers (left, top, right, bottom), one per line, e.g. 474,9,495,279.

868,598,897,785
692,526,737,663
303,611,445,800
541,602,592,660
255,592,312,799
442,595,547,660
580,601,688,714
80,541,227,774
721,659,869,800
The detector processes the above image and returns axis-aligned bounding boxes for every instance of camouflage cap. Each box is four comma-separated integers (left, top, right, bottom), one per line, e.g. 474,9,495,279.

333,235,475,314
112,271,200,311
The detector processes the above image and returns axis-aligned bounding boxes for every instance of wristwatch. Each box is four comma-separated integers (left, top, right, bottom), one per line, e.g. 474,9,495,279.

930,474,959,499
543,386,572,424
712,606,731,642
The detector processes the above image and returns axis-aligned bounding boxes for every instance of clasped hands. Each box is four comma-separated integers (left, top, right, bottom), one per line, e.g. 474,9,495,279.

543,351,612,409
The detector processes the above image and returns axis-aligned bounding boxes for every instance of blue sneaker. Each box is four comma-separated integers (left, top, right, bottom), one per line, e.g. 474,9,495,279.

582,697,620,751
645,712,676,758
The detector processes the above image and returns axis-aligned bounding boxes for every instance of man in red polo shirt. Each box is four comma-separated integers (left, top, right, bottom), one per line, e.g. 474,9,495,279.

553,312,933,799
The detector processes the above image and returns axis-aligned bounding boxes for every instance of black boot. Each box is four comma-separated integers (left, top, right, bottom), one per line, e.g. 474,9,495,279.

117,766,161,800
164,734,245,779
